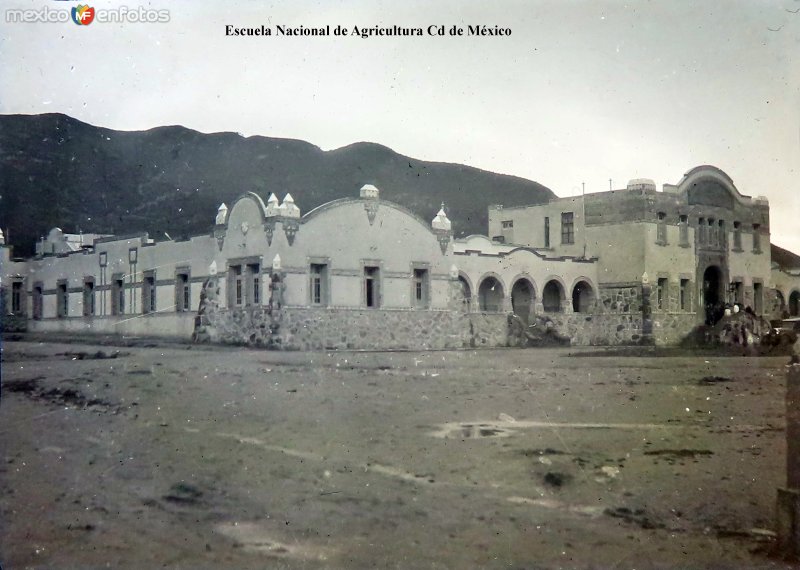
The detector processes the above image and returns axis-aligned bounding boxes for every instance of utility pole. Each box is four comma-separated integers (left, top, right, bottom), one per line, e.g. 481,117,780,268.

582,182,587,258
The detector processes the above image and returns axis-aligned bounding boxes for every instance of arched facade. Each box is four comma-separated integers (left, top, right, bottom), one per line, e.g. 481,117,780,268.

510,276,536,324
791,290,800,317
478,274,505,312
571,279,595,313
457,273,473,312
542,279,565,313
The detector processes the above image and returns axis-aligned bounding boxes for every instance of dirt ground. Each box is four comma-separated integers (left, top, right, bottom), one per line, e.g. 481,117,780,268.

0,336,796,569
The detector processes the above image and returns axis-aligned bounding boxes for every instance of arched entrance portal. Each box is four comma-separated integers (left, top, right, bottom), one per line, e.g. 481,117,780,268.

790,290,800,317
703,265,723,325
478,277,504,312
511,279,534,325
458,276,472,312
542,280,564,313
572,281,595,313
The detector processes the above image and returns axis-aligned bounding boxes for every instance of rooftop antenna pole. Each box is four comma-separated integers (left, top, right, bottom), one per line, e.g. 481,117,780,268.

582,182,587,258
609,178,613,191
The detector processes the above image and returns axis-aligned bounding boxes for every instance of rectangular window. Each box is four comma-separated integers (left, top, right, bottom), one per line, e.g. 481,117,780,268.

33,285,43,320
176,273,190,312
112,277,125,315
364,266,380,308
561,212,574,245
679,215,689,246
708,218,716,247
413,268,429,308
752,224,761,253
11,281,23,315
733,221,742,250
142,272,156,314
229,265,243,307
309,263,328,306
680,279,690,311
754,282,763,314
656,212,667,244
83,279,95,316
501,220,513,229
698,217,706,244
718,220,726,248
247,263,261,305
657,278,668,311
544,216,550,248
57,281,68,318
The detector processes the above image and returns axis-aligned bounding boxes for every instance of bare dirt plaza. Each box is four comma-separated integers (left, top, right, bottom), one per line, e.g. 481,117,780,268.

0,337,795,569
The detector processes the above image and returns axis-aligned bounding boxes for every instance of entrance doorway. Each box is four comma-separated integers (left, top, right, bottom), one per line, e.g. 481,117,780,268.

790,290,800,317
703,265,723,325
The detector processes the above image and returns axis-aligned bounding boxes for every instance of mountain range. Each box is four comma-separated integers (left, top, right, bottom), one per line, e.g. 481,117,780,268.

0,113,555,256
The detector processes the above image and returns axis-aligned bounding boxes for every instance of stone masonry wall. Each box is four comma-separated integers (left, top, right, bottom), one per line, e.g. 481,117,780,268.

547,313,645,345
194,274,697,349
201,305,508,350
596,285,643,315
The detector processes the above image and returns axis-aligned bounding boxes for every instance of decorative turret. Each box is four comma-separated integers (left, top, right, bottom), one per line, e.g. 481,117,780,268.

214,205,228,250
432,204,452,232
360,184,379,199
280,193,301,219
432,203,452,254
360,184,380,225
265,193,280,217
215,203,228,225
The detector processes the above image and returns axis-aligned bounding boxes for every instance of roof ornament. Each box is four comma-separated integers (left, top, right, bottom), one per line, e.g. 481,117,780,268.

361,184,380,225
432,202,452,254
215,203,228,225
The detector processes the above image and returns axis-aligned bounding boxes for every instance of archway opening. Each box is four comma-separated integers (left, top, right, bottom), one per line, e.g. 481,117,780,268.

511,279,534,325
458,276,472,313
790,290,800,317
703,265,723,325
478,277,504,312
572,281,594,313
542,280,563,313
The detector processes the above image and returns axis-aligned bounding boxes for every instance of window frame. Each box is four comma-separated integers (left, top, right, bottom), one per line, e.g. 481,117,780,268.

142,270,156,314
308,260,330,307
411,263,430,309
560,212,575,245
83,277,95,317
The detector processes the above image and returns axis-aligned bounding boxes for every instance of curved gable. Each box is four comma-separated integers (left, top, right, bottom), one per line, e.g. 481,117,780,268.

676,166,751,209
225,192,268,228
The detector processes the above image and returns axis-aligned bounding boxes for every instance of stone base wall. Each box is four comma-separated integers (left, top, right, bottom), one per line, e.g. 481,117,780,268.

547,313,645,345
652,313,698,346
201,305,508,351
596,285,643,314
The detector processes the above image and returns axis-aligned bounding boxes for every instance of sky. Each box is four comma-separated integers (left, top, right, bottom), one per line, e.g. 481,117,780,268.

1,0,798,252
